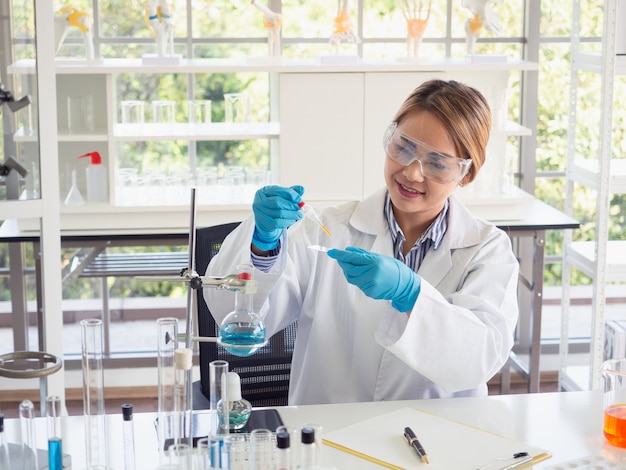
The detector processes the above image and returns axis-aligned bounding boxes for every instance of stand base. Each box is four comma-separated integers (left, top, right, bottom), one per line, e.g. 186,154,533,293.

142,54,182,65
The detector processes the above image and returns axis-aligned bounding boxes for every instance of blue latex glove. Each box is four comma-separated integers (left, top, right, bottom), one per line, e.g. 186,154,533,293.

252,185,305,251
328,246,421,312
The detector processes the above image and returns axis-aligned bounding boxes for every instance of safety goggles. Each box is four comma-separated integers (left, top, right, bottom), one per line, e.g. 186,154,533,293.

383,122,472,184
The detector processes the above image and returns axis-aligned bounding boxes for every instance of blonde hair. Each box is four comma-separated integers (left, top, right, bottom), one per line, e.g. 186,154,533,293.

392,79,491,185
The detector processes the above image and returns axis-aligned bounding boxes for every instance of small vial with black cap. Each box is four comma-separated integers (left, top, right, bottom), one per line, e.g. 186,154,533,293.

300,426,318,470
276,430,292,470
121,404,136,470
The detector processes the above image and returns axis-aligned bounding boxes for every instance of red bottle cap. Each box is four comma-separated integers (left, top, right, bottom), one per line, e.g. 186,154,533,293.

78,151,102,165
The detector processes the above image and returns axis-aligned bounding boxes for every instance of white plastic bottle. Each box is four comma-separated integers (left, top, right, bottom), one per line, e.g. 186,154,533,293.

78,151,108,203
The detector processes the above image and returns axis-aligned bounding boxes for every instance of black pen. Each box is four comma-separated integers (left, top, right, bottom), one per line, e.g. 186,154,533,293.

403,426,429,464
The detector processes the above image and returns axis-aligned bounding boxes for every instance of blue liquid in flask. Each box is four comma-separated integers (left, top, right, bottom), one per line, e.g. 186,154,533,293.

48,438,63,470
219,320,266,357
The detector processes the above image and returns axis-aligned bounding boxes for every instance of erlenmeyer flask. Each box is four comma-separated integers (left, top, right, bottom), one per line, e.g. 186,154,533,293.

218,264,266,357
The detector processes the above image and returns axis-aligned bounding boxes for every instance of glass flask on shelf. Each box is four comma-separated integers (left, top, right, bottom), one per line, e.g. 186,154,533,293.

218,264,267,357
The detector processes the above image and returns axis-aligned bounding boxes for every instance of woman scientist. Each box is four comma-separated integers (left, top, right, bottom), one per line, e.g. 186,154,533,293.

205,79,519,405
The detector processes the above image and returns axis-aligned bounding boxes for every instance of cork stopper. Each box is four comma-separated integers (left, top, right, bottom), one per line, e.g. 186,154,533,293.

175,348,193,370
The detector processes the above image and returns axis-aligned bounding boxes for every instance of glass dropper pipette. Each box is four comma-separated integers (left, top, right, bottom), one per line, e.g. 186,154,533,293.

298,202,332,237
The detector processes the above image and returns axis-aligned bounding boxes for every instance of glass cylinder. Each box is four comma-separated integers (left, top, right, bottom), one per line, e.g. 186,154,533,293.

81,318,109,469
209,360,230,436
47,395,63,470
157,317,178,463
174,348,193,447
0,414,8,470
19,400,38,469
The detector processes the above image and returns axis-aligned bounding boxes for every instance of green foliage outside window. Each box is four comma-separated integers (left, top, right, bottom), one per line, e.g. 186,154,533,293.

3,0,625,304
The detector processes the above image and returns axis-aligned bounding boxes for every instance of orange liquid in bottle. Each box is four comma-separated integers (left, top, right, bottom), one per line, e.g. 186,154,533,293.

604,404,626,448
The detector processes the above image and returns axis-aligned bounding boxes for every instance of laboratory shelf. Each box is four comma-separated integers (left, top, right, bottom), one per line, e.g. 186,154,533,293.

7,57,540,75
112,122,280,142
568,158,626,193
565,240,626,282
497,121,533,136
560,0,624,392
573,51,626,75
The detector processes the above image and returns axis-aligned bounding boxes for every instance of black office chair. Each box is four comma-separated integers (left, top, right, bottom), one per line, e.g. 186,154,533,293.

192,222,298,409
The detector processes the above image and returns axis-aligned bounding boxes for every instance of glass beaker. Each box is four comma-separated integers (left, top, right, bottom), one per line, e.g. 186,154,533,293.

67,94,95,133
153,100,176,123
121,100,145,124
187,100,212,124
218,264,266,357
81,318,109,469
224,93,251,123
602,358,626,448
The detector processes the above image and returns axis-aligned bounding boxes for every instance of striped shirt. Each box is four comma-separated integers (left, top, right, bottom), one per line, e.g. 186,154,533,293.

384,192,449,271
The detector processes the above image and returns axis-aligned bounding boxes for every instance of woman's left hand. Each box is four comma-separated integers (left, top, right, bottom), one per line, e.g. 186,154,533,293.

328,247,421,312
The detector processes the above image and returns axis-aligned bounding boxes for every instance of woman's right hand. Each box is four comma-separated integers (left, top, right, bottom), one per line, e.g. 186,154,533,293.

252,185,305,251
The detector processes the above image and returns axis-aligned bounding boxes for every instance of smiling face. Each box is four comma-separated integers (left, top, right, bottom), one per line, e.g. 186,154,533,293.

384,111,460,232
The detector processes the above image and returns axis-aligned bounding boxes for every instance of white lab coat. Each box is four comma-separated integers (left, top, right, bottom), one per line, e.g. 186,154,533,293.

205,188,519,405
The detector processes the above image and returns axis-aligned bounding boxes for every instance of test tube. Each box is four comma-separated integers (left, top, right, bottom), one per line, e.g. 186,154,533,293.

157,317,178,463
47,395,63,470
0,414,10,469
20,399,39,470
167,443,191,469
225,434,247,470
174,348,193,447
209,360,229,436
249,428,274,470
81,318,109,469
121,404,136,470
